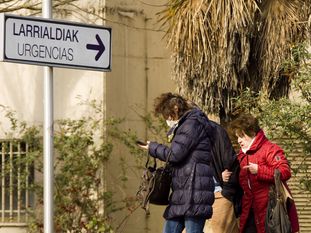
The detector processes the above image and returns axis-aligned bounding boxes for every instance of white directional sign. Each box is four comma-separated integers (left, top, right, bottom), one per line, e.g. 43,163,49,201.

0,14,111,71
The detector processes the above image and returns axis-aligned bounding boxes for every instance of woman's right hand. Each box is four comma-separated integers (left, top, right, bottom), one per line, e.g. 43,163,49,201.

138,141,150,150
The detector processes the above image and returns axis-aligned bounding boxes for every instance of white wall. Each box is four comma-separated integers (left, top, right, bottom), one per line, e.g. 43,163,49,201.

0,63,104,137
0,226,26,233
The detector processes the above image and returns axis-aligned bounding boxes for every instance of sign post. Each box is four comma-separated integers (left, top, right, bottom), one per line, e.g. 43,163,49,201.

42,1,53,233
0,8,111,233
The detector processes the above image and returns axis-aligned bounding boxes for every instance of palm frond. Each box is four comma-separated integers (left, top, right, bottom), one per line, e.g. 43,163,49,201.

159,0,258,114
159,0,310,117
255,0,306,97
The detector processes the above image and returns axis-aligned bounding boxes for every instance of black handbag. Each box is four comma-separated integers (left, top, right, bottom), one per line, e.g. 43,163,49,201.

136,152,172,214
265,169,291,233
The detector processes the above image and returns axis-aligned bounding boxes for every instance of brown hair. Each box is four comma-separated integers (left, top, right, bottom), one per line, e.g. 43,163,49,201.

153,92,191,119
230,113,261,138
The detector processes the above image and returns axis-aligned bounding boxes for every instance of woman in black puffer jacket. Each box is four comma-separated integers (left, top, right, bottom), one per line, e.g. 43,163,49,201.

139,92,215,233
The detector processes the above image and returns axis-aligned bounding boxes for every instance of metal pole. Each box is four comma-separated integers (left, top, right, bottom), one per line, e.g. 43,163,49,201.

42,0,54,233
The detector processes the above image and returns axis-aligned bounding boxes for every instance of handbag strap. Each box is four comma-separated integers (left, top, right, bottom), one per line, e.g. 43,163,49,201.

145,152,157,169
274,169,281,197
165,151,172,165
274,169,287,204
145,150,172,169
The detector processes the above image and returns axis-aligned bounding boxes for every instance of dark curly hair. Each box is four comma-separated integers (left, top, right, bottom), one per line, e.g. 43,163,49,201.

230,113,261,138
153,92,192,119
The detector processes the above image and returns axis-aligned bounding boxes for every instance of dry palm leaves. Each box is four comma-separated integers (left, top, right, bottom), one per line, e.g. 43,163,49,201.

255,0,304,97
159,0,310,116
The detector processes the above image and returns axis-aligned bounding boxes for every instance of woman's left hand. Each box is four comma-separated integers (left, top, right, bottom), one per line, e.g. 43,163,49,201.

222,169,232,182
243,162,258,174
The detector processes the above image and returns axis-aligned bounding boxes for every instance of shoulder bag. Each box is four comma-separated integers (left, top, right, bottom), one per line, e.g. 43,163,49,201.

265,169,292,233
136,152,172,214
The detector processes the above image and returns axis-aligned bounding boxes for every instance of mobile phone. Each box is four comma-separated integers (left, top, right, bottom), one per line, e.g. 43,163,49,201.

136,140,147,146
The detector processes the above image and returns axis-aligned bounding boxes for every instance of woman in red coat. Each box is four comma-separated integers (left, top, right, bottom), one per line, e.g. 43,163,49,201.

230,113,299,233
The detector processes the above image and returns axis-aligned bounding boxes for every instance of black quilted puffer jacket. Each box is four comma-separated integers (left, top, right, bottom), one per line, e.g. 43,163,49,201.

148,108,215,220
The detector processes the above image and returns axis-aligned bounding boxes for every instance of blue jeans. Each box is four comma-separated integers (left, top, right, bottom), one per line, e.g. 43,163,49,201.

163,217,205,233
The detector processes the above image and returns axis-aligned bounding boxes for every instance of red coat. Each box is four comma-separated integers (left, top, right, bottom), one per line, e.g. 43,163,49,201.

237,130,299,233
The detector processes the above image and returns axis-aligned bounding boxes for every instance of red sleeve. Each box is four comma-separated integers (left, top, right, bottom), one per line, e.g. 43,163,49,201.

257,144,291,182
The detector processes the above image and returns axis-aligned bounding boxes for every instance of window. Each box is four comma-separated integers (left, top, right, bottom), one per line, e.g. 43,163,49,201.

0,140,34,225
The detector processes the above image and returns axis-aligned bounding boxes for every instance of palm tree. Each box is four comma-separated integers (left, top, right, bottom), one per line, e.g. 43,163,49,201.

159,0,310,120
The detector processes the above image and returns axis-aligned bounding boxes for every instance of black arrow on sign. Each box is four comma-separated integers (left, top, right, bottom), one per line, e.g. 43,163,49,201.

86,34,105,61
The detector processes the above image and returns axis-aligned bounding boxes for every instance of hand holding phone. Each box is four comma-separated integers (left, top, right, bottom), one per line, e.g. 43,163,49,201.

136,140,147,146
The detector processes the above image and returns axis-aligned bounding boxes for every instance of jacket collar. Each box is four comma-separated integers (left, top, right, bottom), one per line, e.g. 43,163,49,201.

245,129,268,154
166,107,208,142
